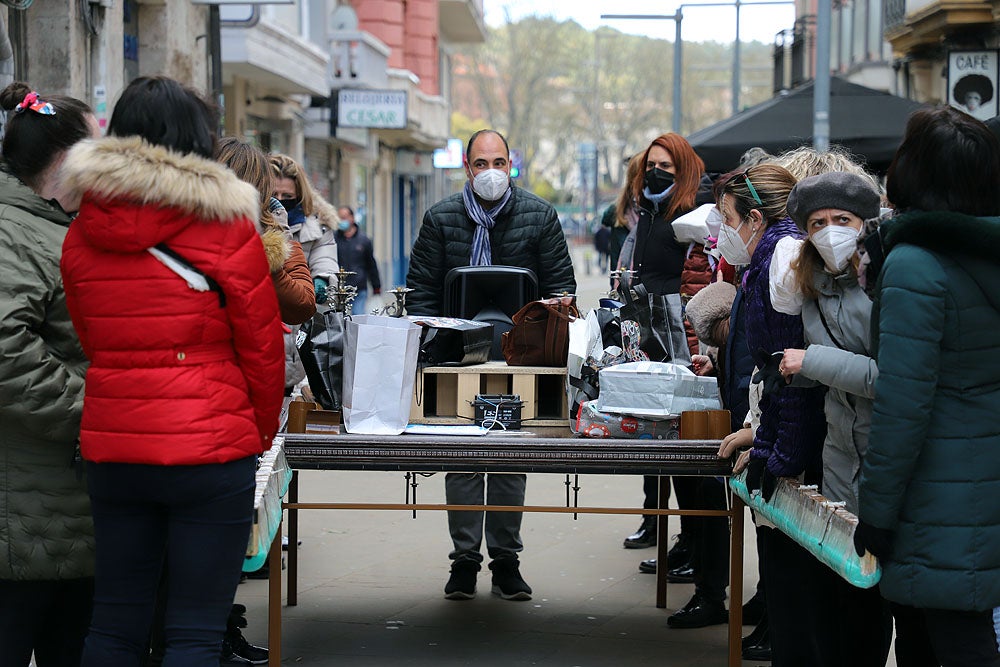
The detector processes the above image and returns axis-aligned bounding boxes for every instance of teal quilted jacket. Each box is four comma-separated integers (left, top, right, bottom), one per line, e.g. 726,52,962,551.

860,211,1000,611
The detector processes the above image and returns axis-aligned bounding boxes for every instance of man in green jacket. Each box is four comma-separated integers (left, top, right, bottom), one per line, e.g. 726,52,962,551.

405,129,576,603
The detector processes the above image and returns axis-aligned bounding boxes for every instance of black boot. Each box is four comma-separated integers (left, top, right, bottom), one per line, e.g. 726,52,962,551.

623,516,657,549
666,532,692,569
741,612,771,661
220,604,269,666
742,590,765,626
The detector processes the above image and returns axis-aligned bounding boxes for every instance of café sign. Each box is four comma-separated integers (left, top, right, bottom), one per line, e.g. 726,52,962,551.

337,89,407,129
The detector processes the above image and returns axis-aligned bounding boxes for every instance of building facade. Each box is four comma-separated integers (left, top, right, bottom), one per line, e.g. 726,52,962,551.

3,0,484,294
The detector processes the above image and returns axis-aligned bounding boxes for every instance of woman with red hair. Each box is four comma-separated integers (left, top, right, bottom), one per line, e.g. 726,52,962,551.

620,134,727,630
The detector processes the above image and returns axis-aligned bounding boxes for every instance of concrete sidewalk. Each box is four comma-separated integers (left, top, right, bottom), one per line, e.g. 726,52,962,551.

236,469,761,666
231,248,898,666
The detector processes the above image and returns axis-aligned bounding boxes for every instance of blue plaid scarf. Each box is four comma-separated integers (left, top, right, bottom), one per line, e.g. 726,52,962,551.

463,181,512,266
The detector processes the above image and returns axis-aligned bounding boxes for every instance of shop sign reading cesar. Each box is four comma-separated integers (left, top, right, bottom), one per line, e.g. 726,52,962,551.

337,89,408,129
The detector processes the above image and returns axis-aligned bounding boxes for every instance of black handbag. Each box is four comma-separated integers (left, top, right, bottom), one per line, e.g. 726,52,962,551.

408,316,493,366
618,283,691,364
297,309,346,410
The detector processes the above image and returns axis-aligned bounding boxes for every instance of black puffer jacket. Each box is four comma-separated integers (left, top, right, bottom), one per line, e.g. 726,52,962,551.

405,186,576,316
633,174,715,295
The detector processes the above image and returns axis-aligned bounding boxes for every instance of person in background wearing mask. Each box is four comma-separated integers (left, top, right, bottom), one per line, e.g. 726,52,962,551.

775,172,893,667
268,153,340,306
621,133,726,632
405,129,575,602
334,206,381,315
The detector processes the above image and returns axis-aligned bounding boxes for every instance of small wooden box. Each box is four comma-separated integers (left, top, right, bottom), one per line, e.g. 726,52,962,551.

286,400,341,434
410,361,567,427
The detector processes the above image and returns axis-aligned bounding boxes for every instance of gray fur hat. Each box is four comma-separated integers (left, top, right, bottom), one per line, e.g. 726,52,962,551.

786,172,880,231
685,281,737,347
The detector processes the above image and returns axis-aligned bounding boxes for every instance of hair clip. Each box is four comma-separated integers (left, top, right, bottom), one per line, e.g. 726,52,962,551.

14,91,56,116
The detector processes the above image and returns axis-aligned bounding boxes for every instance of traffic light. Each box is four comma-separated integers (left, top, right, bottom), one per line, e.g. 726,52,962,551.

510,148,523,179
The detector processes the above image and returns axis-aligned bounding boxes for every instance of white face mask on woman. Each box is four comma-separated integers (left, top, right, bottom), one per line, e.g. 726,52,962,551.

471,168,510,202
717,220,757,266
810,224,860,274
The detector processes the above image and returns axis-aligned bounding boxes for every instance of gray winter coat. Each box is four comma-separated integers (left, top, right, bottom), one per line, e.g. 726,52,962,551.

797,269,877,515
0,168,93,580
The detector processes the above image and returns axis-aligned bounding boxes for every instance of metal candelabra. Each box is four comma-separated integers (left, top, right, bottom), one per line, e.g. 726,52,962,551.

328,268,358,318
377,286,413,317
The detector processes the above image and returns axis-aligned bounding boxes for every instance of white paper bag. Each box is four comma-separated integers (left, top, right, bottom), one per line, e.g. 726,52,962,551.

342,315,421,435
594,361,721,418
566,311,605,428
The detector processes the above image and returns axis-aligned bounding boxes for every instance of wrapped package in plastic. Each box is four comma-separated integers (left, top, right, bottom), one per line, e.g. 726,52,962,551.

575,399,681,439
244,438,294,572
594,361,721,418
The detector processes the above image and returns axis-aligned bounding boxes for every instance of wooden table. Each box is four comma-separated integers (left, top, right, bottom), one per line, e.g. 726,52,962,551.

267,432,744,667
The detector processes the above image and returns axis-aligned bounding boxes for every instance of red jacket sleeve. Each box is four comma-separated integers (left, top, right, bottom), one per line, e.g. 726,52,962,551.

215,220,285,445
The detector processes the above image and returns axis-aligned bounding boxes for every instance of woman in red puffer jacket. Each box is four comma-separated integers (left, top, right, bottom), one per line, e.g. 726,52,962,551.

59,76,284,667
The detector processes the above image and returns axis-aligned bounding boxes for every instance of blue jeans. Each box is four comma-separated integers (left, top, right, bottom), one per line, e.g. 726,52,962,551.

351,289,368,315
81,457,256,667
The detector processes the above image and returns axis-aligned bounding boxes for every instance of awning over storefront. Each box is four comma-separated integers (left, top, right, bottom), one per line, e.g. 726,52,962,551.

688,77,928,174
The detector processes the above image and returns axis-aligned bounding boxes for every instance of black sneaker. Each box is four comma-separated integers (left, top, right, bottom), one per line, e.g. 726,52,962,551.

488,559,532,601
221,605,268,665
444,560,480,600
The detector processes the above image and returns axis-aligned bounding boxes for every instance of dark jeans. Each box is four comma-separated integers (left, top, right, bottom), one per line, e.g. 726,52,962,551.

892,603,1000,667
674,476,729,602
0,577,93,667
761,527,834,667
82,456,256,667
642,475,690,534
812,570,893,666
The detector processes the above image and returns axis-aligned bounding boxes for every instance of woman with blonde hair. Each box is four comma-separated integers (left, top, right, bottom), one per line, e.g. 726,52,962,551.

269,153,340,304
769,144,880,187
776,171,892,666
216,138,315,326
714,163,828,665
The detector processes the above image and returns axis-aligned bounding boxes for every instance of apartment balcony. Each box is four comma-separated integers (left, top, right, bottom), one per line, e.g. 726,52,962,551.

883,0,993,52
372,68,449,150
222,19,327,95
440,0,487,44
328,30,391,90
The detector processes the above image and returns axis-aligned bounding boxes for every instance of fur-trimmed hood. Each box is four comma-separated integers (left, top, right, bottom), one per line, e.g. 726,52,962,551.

261,203,293,273
62,136,259,224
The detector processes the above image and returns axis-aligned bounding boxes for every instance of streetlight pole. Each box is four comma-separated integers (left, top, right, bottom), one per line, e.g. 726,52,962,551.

601,13,682,132
813,0,832,151
604,0,793,127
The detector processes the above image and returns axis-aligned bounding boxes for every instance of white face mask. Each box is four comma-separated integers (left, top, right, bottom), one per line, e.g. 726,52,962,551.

471,168,510,201
810,224,860,274
717,220,755,266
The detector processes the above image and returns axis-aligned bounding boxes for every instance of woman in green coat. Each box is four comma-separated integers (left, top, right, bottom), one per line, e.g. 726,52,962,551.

0,83,98,665
854,106,1000,666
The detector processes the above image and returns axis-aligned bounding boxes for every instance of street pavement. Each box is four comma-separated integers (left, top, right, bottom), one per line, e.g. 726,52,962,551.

233,245,896,666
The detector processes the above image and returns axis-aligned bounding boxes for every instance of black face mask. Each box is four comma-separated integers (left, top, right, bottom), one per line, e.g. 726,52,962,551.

644,168,675,195
278,198,300,213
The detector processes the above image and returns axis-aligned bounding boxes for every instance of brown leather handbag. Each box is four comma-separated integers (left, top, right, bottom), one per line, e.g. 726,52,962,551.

501,296,579,367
